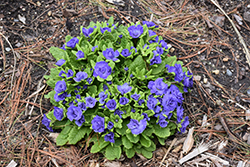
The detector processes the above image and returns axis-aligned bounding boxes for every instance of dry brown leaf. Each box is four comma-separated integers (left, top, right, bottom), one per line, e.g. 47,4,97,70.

182,127,194,154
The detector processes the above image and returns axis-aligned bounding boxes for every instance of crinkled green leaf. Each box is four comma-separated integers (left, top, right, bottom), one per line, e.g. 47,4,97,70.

105,145,121,160
122,136,133,149
124,147,135,158
126,133,140,143
129,55,146,74
140,134,151,148
153,124,171,138
141,148,153,159
49,47,67,61
68,126,90,144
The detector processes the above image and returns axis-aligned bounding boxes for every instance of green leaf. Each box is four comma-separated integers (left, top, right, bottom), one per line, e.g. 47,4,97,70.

88,85,97,96
105,145,121,160
157,137,165,145
49,47,67,61
108,16,114,26
68,126,89,144
129,55,146,74
124,147,135,158
153,124,171,138
116,120,129,135
56,123,73,146
151,58,168,75
144,140,156,152
126,133,140,143
165,56,177,66
141,148,153,159
90,137,109,153
140,134,151,148
46,111,56,121
122,136,133,149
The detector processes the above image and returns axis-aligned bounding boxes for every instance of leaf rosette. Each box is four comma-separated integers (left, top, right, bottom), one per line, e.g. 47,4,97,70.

43,17,193,160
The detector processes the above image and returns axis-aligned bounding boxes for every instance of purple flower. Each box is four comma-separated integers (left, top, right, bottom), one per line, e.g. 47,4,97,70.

59,70,66,78
138,99,145,106
147,96,158,110
180,116,189,133
53,106,64,121
119,34,123,38
73,71,88,82
76,50,85,60
130,74,134,78
174,64,185,82
128,25,143,38
162,93,178,112
114,109,123,118
149,30,156,36
131,108,136,113
93,61,112,79
54,92,68,102
66,69,74,78
76,94,81,99
124,67,129,71
103,84,108,91
121,49,132,57
130,46,137,53
131,93,140,101
75,115,85,127
107,121,114,129
66,37,79,48
92,115,105,133
104,132,115,143
167,85,184,104
106,99,117,110
98,91,108,104
176,105,184,123
155,46,164,55
158,116,168,128
60,44,66,50
148,30,159,43
143,44,149,49
92,45,98,52
85,96,97,108
100,27,111,34
103,48,119,61
82,27,94,37
112,24,117,29
127,119,147,135
183,71,193,92
142,113,150,121
54,80,67,93
150,54,162,65
159,40,168,49
67,105,82,121
78,102,87,111
142,21,159,28
42,114,53,132
117,83,132,95
55,59,66,66
119,97,129,105
148,78,167,95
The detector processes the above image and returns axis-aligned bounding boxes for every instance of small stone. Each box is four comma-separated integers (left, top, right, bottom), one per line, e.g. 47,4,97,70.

48,11,52,16
243,133,250,141
216,99,222,106
193,75,201,81
223,57,229,62
244,11,250,22
247,135,250,145
37,1,41,6
170,47,175,53
5,47,11,52
212,70,220,75
247,89,250,96
203,78,208,84
226,69,232,76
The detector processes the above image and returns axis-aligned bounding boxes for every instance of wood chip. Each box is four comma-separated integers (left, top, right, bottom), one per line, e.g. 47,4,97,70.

6,160,17,167
182,127,194,154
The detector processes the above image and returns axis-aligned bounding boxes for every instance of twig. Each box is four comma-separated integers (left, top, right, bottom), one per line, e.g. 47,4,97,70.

210,0,250,67
159,138,177,167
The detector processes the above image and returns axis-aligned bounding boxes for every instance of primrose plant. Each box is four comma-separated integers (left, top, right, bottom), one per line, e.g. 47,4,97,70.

43,17,193,160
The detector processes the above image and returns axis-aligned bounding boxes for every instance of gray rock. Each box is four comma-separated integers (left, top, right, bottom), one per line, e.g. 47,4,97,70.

247,89,250,96
244,11,250,22
226,69,233,76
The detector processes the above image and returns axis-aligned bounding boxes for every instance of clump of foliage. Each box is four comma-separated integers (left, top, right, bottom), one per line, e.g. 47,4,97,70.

43,17,193,160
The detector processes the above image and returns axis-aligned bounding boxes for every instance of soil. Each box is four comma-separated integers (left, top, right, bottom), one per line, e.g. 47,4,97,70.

1,0,250,166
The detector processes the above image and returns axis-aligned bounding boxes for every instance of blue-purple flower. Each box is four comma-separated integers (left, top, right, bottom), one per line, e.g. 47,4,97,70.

42,114,53,132
98,91,108,104
73,71,88,82
106,99,117,110
54,80,67,93
59,70,66,78
121,49,132,57
148,30,159,43
60,44,66,50
148,78,167,95
183,71,193,92
119,97,129,105
142,113,150,121
159,40,168,49
67,105,82,121
92,115,105,133
54,106,64,121
66,69,74,78
103,48,119,61
76,50,85,60
54,92,68,102
107,121,114,129
104,132,115,143
66,37,79,48
55,59,66,66
176,105,184,123
92,45,98,52
174,64,185,82
138,99,145,106
142,21,159,28
93,61,112,79
147,96,158,110
114,109,124,118
150,54,162,65
167,85,184,104
85,96,97,108
124,67,129,71
127,119,147,135
131,93,140,101
130,46,137,53
117,83,132,95
180,116,189,133
162,93,178,112
158,115,169,128
78,102,87,111
75,115,85,127
100,27,111,34
128,25,143,38
82,27,94,37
